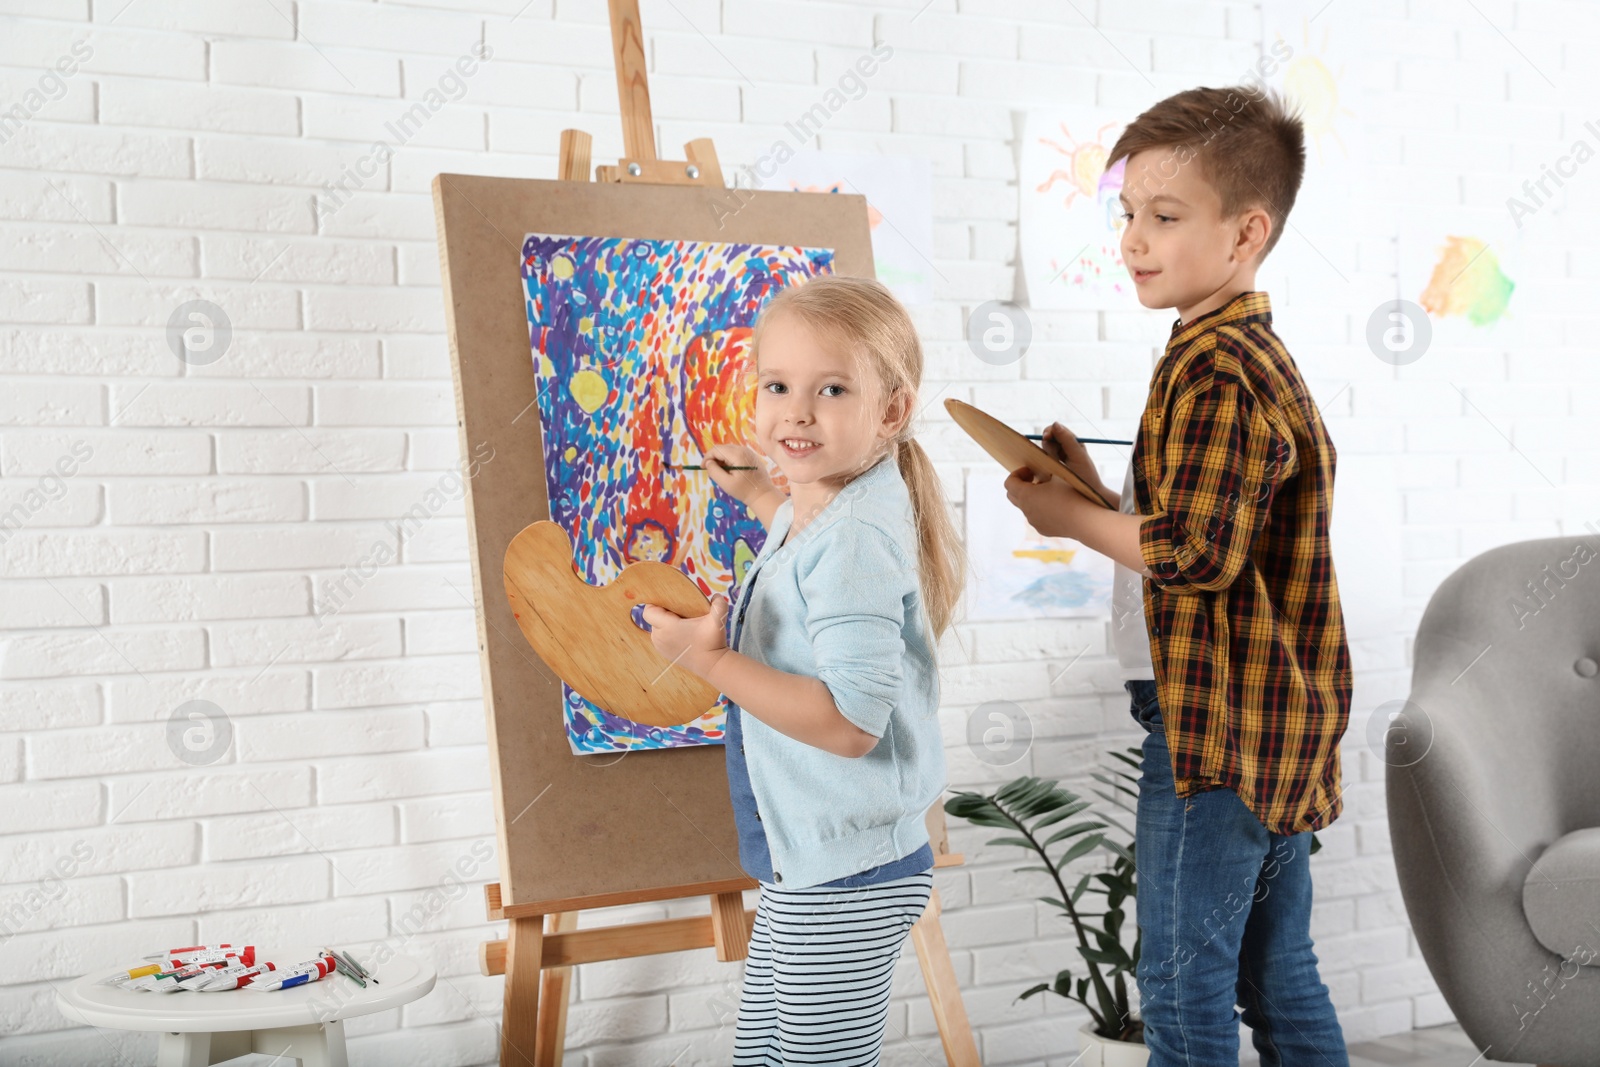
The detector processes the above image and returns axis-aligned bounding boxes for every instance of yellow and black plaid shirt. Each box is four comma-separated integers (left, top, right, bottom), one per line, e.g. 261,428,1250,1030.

1133,291,1352,834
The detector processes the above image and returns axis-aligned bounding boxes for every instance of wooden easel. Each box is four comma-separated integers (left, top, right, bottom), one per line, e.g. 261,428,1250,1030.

465,3,978,1065
479,811,974,1066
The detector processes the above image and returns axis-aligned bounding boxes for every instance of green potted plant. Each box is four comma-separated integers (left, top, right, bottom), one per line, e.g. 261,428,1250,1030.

946,748,1320,1065
945,749,1146,1064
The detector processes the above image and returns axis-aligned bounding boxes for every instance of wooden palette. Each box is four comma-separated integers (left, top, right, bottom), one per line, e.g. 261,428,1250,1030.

503,521,722,728
945,398,1116,509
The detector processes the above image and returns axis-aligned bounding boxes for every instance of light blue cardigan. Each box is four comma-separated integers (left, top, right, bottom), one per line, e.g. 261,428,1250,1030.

727,451,947,888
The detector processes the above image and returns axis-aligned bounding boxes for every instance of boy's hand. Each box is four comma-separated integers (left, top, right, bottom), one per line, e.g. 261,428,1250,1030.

1004,465,1096,539
1040,422,1110,498
639,595,731,683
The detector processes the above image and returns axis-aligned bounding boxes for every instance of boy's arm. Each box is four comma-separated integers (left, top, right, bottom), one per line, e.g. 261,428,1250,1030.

703,652,878,758
1059,505,1152,576
1138,372,1293,592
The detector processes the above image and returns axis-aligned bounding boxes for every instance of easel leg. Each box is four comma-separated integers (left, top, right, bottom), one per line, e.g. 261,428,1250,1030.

710,890,753,962
909,888,980,1067
557,129,592,183
535,911,580,1066
502,914,544,1067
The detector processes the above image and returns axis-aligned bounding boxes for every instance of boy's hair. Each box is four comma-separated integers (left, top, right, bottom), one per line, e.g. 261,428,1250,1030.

1107,85,1305,259
751,274,966,640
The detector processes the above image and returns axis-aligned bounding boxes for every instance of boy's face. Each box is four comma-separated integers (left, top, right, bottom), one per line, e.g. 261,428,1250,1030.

754,312,905,495
1118,147,1271,322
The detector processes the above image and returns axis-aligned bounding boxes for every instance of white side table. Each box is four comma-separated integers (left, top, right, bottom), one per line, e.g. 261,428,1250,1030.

55,946,436,1067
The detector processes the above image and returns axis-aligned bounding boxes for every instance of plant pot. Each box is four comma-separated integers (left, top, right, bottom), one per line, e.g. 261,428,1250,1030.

1076,1020,1149,1067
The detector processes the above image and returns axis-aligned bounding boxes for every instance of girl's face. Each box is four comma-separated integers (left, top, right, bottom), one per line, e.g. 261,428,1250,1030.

754,312,907,494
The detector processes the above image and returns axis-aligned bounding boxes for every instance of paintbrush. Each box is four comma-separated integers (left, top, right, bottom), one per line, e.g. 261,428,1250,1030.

1024,434,1131,446
667,463,758,470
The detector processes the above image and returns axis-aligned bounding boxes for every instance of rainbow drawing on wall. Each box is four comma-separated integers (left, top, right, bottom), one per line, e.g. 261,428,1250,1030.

1419,236,1515,327
1018,111,1136,310
521,233,834,755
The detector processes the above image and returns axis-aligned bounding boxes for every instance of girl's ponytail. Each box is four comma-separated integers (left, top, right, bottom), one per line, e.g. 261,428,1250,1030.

895,434,964,640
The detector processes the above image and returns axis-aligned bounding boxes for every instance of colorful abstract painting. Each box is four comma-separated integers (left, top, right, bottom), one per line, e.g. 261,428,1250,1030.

521,233,834,754
1018,109,1139,310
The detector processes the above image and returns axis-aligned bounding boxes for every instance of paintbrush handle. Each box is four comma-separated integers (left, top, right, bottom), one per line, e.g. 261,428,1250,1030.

1023,434,1131,446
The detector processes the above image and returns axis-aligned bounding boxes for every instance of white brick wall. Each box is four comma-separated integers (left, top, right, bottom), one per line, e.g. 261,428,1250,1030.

1,1,1596,1064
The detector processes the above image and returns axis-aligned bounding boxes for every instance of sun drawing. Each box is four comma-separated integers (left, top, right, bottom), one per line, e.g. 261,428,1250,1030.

1035,121,1120,209
1275,21,1356,164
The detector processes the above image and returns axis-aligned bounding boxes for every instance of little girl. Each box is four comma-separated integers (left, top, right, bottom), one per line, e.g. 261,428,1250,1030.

641,274,965,1065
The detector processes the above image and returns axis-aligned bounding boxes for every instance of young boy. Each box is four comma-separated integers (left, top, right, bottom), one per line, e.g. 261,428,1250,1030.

1005,86,1352,1065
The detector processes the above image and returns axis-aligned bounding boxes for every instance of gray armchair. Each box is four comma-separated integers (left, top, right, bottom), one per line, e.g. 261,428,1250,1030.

1388,535,1600,1066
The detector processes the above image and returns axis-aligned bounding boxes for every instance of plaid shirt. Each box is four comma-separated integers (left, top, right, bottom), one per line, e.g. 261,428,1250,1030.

1133,291,1352,834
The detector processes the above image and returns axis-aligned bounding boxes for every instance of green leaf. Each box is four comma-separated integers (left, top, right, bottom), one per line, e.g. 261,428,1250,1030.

1070,872,1092,905
985,835,1035,852
944,794,1011,828
1093,796,1137,820
1109,748,1142,770
1013,781,1075,820
1033,799,1091,829
1018,983,1049,1000
1101,839,1135,865
1092,767,1139,787
1042,821,1107,847
995,777,1049,806
943,792,990,817
1030,807,1074,830
1054,832,1106,868
1079,945,1125,966
1090,783,1139,812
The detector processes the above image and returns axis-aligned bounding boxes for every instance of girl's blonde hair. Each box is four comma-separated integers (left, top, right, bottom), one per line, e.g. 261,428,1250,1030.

751,274,967,640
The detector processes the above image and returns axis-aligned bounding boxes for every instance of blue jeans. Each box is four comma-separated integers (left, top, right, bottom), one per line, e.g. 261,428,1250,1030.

1125,679,1348,1067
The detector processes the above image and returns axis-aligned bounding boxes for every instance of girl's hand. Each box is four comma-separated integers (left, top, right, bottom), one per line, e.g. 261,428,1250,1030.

703,443,778,508
639,594,732,683
1041,422,1110,498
